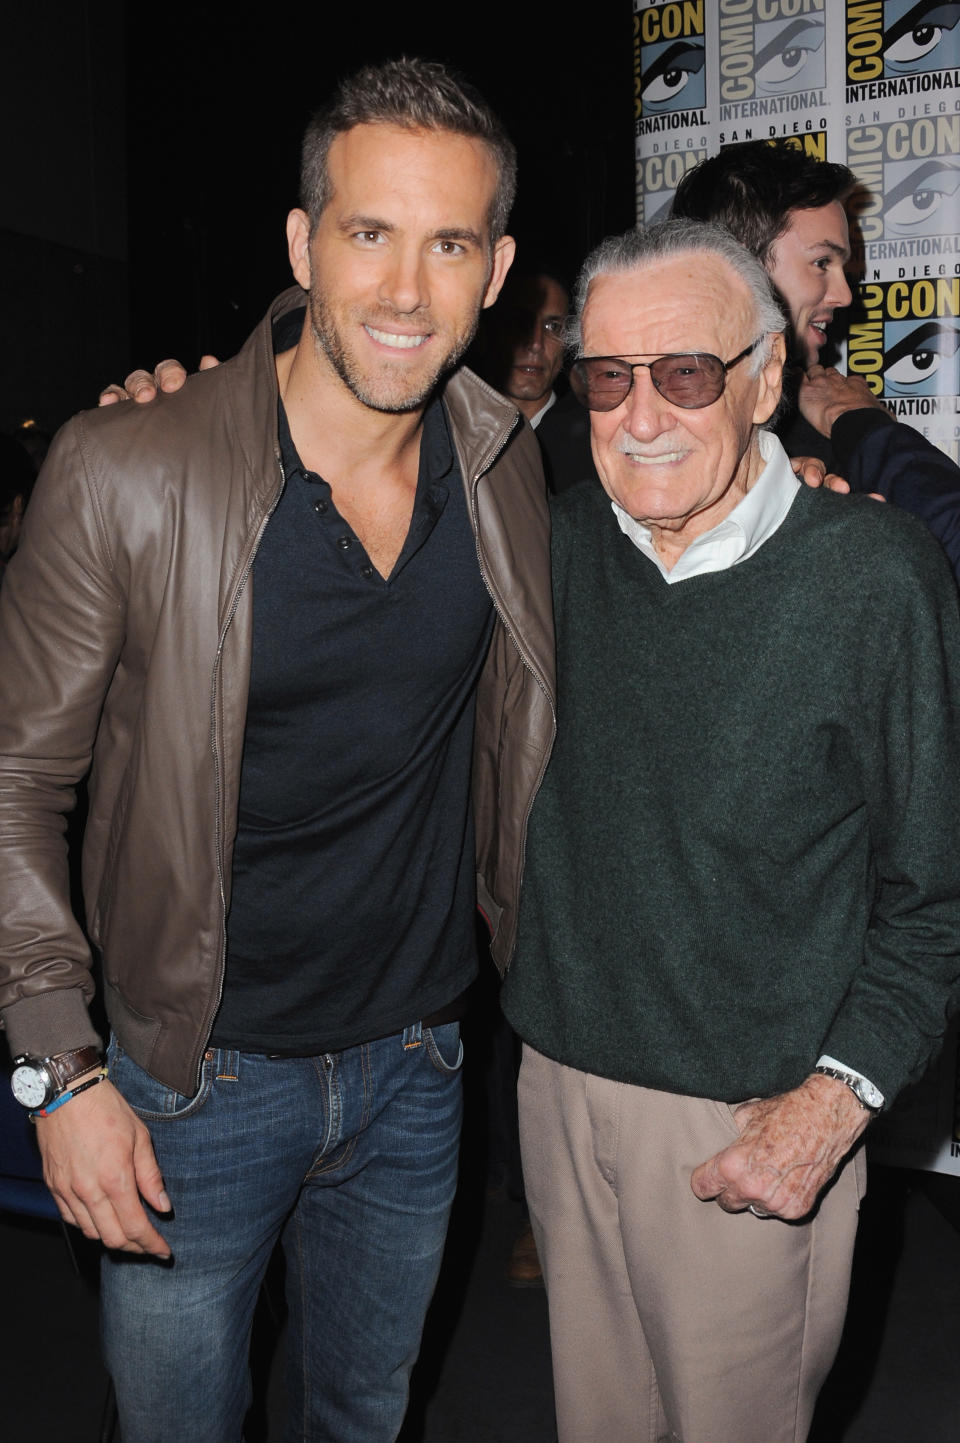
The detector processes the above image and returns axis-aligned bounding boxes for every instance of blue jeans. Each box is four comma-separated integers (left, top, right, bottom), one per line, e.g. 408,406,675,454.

100,1022,463,1443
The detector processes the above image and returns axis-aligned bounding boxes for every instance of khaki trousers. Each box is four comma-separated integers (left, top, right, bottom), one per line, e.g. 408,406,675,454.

518,1045,865,1443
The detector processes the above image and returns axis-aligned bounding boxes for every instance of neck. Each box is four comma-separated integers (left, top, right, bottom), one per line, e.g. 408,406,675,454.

514,392,551,423
277,315,428,485
646,436,766,572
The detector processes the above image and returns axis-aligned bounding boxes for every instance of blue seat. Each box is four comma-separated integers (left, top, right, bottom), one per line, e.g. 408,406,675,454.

0,1074,62,1219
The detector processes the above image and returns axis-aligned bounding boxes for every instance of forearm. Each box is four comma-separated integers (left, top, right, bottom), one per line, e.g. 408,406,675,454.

834,411,960,580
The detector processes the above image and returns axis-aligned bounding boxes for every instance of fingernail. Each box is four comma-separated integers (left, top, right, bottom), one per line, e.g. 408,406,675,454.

159,1190,171,1211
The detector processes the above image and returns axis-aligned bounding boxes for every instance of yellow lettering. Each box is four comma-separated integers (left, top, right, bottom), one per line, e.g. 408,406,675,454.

888,282,911,318
640,1,704,44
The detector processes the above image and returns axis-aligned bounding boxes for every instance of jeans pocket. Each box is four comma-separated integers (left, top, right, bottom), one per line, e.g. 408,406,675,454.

108,1037,214,1122
423,1021,464,1074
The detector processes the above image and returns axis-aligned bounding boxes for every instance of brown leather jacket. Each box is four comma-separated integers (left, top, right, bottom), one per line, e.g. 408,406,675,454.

0,289,556,1094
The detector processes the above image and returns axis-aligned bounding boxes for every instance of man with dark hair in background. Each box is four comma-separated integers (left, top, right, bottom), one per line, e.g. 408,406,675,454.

672,139,960,578
0,58,555,1442
474,265,570,431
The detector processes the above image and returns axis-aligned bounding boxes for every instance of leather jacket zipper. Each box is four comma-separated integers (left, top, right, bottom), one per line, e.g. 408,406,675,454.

195,454,286,1090
468,414,557,970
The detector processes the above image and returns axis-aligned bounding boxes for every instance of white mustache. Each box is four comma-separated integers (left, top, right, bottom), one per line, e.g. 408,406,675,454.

615,438,688,463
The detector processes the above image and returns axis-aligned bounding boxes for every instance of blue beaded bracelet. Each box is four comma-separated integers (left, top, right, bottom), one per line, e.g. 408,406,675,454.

30,1067,109,1120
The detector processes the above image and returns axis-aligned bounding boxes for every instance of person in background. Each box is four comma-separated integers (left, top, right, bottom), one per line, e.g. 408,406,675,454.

474,265,569,431
672,140,960,580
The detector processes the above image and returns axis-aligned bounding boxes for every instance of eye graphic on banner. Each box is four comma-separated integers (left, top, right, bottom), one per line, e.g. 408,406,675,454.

755,18,826,97
640,40,706,112
884,0,960,77
884,318,960,394
884,159,960,234
846,0,960,89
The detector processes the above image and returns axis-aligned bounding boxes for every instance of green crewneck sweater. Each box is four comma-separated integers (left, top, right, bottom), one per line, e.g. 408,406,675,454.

502,481,960,1104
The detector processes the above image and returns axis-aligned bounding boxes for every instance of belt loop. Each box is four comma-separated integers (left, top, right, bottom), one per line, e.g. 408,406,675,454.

402,1021,423,1050
215,1048,241,1082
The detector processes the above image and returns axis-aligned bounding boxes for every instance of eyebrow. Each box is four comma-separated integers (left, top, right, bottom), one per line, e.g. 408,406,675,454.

806,239,852,262
431,226,484,247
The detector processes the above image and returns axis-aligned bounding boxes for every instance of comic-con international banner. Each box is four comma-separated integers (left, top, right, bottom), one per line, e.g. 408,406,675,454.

634,0,960,1174
634,0,960,459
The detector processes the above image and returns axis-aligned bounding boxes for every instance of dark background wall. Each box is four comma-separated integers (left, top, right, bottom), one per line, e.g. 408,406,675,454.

2,6,127,435
4,2,634,437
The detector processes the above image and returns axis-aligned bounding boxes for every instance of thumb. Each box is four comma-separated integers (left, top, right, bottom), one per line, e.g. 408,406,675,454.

132,1129,172,1213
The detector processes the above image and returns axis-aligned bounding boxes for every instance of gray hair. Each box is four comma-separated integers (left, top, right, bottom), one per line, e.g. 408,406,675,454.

300,57,517,243
569,219,786,374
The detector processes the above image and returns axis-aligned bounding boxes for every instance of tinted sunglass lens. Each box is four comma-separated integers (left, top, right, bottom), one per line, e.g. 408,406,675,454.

651,354,724,408
571,353,729,411
571,361,632,411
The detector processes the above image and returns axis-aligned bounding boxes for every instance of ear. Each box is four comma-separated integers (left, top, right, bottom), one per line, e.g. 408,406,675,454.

286,209,312,291
481,234,517,310
753,331,786,426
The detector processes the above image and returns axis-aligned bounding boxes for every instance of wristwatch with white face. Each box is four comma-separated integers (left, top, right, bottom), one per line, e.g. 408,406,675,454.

10,1046,104,1110
814,1064,884,1113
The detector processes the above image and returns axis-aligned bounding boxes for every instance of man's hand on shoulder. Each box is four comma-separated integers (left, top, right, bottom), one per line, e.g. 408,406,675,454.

35,1077,172,1256
790,455,849,493
98,354,220,406
689,1073,870,1221
799,366,886,439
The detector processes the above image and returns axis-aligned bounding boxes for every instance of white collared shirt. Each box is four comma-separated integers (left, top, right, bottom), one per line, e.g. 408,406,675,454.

610,429,799,583
529,391,557,431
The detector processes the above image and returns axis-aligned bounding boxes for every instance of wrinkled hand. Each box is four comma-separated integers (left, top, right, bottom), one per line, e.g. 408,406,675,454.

790,454,849,493
799,366,886,438
35,1077,172,1256
690,1073,870,1221
98,354,220,406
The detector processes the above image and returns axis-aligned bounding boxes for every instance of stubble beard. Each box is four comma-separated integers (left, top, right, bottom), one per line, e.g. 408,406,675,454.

308,283,476,415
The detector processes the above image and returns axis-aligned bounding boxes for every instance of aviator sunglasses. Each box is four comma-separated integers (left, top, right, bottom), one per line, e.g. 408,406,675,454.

569,337,764,412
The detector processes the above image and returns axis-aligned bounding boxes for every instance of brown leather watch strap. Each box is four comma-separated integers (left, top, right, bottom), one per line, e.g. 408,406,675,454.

46,1045,105,1093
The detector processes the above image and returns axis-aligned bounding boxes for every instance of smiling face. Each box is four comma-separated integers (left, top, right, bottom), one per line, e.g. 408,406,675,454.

582,254,784,558
765,201,852,367
287,123,515,414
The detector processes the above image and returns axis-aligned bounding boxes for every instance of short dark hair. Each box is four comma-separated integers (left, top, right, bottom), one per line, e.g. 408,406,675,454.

671,142,855,264
300,57,517,242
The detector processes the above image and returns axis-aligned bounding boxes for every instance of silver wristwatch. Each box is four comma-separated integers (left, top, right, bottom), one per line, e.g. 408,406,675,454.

10,1046,104,1110
813,1064,884,1113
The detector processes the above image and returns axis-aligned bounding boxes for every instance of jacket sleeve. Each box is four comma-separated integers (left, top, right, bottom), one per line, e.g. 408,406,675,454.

833,408,960,584
820,530,960,1102
0,416,126,1057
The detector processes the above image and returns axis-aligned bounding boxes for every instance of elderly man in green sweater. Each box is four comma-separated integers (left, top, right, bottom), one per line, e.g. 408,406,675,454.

501,219,960,1443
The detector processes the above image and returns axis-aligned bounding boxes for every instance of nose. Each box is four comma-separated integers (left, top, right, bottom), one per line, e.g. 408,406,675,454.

621,366,675,440
379,245,429,314
524,324,545,355
512,311,544,356
828,265,853,311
